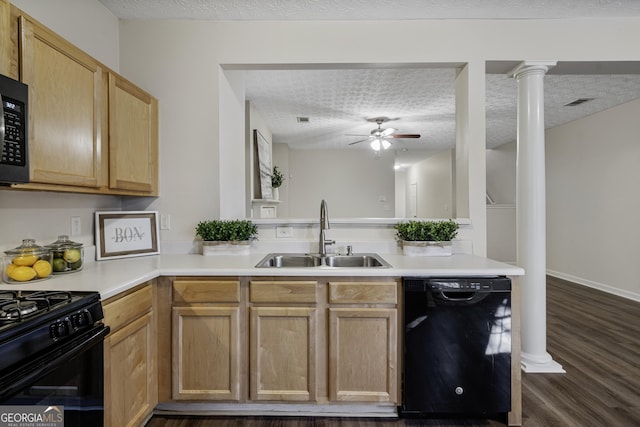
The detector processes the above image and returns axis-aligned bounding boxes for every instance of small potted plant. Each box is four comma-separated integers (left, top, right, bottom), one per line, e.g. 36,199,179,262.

271,166,284,200
195,219,258,255
395,219,459,256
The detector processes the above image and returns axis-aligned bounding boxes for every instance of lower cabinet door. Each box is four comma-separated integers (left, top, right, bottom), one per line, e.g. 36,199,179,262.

172,306,240,400
250,307,316,401
104,313,156,427
328,308,398,403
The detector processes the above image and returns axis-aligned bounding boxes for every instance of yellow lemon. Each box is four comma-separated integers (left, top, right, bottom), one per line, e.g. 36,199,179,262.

8,266,37,282
12,254,39,267
33,260,52,278
5,263,17,276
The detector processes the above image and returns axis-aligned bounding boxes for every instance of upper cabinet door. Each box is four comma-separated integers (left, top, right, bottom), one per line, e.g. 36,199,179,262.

0,0,12,77
19,16,104,188
108,72,158,195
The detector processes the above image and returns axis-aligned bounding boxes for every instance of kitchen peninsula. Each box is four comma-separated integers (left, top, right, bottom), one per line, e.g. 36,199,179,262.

12,253,524,426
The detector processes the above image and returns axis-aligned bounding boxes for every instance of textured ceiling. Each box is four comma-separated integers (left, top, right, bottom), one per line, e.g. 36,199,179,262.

98,1,640,163
243,66,640,154
97,0,640,21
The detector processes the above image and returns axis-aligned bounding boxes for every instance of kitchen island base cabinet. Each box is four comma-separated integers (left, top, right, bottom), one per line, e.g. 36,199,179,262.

329,308,397,403
328,281,398,404
165,277,399,409
171,279,241,401
103,282,157,427
249,279,319,402
172,306,240,400
250,307,316,401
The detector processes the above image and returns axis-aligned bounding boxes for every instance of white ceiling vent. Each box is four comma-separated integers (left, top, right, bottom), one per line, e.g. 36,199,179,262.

564,98,594,107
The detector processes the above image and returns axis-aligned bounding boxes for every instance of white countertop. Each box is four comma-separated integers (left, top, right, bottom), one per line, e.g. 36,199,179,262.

3,253,524,300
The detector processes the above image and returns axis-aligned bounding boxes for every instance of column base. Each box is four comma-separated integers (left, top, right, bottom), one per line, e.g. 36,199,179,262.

521,351,565,373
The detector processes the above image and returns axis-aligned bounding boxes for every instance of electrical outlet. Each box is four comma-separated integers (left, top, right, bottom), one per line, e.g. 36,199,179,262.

276,226,293,238
70,216,81,236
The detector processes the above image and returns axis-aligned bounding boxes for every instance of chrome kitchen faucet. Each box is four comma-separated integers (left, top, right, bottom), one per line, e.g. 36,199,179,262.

319,199,335,257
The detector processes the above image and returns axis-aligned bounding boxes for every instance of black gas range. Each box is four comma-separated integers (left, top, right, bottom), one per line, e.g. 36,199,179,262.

0,290,110,426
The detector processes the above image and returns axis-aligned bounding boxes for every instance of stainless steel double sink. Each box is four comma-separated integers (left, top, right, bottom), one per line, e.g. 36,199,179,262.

255,253,391,268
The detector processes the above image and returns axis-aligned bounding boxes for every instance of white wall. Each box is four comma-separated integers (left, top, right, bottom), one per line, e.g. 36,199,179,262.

486,142,517,204
0,0,121,253
485,142,517,263
546,98,640,301
287,149,395,218
406,150,453,218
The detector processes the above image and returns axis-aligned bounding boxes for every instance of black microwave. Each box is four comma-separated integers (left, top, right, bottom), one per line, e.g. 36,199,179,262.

0,73,28,184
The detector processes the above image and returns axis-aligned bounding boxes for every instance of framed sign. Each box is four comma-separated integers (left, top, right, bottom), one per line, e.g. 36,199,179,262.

95,211,160,260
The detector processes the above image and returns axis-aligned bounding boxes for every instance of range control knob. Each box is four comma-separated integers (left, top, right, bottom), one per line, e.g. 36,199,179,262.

50,319,71,338
71,309,92,328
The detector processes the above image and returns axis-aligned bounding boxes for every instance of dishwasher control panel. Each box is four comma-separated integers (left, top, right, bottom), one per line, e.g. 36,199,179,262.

404,276,511,292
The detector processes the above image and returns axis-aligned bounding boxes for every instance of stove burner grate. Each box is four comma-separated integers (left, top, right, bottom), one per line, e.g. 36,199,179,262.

0,291,74,323
0,300,38,321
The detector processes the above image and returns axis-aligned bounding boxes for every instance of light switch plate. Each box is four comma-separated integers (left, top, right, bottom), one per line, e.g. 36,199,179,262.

70,216,81,236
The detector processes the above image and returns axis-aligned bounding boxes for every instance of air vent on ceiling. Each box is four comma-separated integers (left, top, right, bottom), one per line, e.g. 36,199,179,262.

297,117,310,123
564,98,594,107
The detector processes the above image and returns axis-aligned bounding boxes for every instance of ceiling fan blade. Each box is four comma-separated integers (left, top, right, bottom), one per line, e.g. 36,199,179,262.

348,138,369,145
345,134,370,137
390,134,421,139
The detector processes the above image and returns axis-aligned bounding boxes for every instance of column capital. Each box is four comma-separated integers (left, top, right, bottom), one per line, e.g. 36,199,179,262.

508,60,557,78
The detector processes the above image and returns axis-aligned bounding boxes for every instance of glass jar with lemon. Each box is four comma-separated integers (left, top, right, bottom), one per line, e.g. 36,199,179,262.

46,235,84,274
2,239,54,283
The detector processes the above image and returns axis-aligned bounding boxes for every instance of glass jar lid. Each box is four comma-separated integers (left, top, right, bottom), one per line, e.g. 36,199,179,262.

4,238,50,257
47,235,83,250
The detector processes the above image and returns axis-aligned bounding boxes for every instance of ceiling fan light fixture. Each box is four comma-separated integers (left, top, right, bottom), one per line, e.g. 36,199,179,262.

370,139,381,151
381,139,391,150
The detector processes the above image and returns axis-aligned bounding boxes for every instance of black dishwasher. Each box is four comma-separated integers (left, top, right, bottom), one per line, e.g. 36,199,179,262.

401,276,511,416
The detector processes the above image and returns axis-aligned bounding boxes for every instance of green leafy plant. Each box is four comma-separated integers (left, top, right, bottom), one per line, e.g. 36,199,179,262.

195,219,258,241
271,166,284,188
394,219,459,242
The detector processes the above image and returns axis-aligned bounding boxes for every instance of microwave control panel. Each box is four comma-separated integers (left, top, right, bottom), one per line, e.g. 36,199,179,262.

1,96,27,166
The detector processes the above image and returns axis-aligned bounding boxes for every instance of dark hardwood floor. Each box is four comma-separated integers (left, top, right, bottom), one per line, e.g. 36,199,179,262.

145,277,640,427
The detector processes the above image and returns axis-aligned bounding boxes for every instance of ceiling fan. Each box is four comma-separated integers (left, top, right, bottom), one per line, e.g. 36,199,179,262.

347,117,421,151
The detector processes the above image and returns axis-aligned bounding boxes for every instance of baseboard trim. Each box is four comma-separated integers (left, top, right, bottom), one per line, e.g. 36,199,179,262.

153,402,398,418
546,270,640,303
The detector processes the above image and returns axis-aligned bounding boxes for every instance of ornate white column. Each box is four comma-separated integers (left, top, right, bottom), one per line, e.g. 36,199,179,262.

510,61,565,373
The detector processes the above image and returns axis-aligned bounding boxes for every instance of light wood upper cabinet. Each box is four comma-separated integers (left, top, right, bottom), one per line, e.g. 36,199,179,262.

108,72,158,195
103,284,157,427
19,15,105,188
0,0,12,77
5,6,158,196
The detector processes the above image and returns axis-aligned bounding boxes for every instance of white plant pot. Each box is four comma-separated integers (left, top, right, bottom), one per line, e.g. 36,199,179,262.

272,187,279,201
402,241,453,257
202,241,251,256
